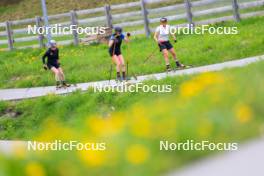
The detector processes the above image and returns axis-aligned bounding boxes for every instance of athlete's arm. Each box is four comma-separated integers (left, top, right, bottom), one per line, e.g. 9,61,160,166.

108,39,114,47
124,33,130,43
154,26,160,43
42,51,48,70
169,26,177,42
57,49,60,64
154,32,159,43
42,51,48,64
170,33,176,42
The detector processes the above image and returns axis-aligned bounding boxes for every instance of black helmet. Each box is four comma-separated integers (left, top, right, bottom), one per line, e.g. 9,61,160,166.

160,17,168,23
114,27,123,33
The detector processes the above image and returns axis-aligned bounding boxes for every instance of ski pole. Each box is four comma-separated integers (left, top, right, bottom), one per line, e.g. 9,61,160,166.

143,47,158,64
126,33,138,80
108,64,113,83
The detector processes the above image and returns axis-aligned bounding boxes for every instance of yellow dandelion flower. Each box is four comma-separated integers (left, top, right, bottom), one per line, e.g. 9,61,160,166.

234,103,253,123
130,116,151,138
25,162,46,176
126,144,149,165
198,72,224,86
129,106,152,138
180,73,225,98
87,114,125,136
180,81,203,98
13,142,27,159
78,149,106,167
37,118,74,141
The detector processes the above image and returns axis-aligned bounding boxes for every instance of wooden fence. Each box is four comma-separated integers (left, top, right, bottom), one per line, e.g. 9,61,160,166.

0,0,264,51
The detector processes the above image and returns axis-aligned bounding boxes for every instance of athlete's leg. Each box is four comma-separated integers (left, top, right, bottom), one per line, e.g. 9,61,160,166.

169,48,184,68
57,67,70,86
50,67,61,86
162,49,171,71
112,55,121,72
162,49,170,65
168,48,177,61
117,55,125,72
117,55,126,80
112,55,122,79
57,67,65,81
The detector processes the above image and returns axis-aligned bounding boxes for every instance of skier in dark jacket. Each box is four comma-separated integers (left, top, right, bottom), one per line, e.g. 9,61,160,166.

109,27,130,81
42,40,70,88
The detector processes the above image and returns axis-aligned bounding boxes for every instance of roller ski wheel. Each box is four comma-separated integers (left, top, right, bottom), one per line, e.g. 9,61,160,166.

116,77,123,83
132,74,138,80
62,83,71,88
56,83,71,90
174,65,193,71
166,68,172,74
56,85,63,90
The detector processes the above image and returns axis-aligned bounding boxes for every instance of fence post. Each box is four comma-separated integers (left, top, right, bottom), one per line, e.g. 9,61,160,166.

184,0,194,28
35,16,45,48
5,21,14,50
140,0,151,37
70,10,79,45
104,5,113,28
232,0,241,22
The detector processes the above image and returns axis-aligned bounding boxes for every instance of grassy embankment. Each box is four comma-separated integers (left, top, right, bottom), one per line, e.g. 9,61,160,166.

0,60,263,175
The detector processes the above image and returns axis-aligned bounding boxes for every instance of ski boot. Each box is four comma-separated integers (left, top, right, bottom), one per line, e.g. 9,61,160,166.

62,81,71,88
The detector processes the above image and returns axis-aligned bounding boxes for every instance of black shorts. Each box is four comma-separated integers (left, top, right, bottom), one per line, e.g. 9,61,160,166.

158,41,173,51
47,63,60,69
109,48,121,57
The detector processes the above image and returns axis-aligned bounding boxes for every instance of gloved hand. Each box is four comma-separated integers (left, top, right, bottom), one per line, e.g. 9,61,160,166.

43,64,48,70
174,39,177,43
114,33,120,38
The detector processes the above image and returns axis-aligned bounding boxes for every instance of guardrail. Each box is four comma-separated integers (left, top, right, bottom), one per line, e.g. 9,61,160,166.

0,0,264,51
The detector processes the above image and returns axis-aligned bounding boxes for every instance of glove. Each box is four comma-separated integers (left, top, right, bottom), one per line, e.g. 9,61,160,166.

174,39,177,43
114,34,120,38
43,64,48,70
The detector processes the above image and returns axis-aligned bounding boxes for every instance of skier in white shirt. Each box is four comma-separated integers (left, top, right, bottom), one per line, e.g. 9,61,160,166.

154,17,185,71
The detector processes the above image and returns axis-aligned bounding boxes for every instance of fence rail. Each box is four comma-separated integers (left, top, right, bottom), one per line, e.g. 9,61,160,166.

0,0,264,51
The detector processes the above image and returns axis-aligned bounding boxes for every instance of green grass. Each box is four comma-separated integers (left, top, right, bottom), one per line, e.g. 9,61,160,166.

0,16,264,88
0,60,263,176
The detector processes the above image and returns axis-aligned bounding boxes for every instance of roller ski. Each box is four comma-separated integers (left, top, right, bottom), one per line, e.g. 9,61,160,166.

56,81,71,90
166,64,172,73
116,76,123,83
125,74,138,81
173,64,193,71
129,72,138,81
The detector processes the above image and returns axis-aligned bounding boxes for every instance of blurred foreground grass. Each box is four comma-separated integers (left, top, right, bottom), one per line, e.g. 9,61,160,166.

0,61,263,176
